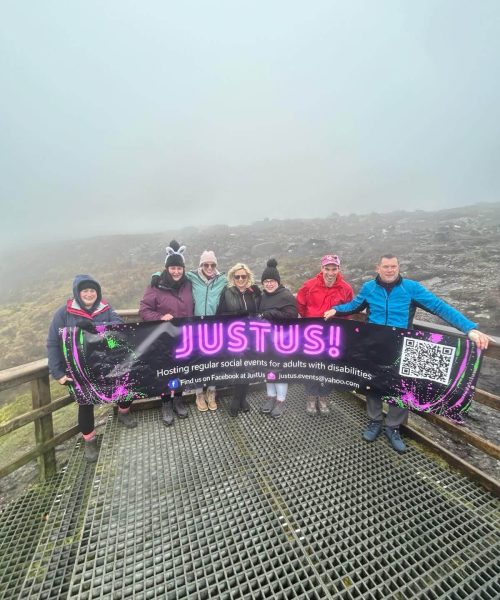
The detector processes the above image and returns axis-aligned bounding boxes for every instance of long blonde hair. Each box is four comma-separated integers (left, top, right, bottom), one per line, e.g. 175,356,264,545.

227,263,255,288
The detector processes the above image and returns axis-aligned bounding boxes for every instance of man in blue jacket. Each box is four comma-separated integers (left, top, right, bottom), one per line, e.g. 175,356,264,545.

324,254,491,453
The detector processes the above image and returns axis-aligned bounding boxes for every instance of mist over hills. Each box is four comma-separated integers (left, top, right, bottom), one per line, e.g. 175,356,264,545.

0,202,499,372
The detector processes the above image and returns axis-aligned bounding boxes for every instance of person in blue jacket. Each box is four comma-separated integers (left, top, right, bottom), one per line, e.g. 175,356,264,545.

186,250,227,412
324,254,491,453
47,275,137,462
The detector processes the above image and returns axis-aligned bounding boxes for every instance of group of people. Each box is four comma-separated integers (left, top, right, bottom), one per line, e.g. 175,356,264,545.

48,243,490,462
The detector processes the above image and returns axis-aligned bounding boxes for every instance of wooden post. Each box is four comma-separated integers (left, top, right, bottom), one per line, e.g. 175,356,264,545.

31,375,57,481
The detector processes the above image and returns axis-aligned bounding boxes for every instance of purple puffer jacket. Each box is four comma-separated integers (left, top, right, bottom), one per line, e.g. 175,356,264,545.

139,279,194,321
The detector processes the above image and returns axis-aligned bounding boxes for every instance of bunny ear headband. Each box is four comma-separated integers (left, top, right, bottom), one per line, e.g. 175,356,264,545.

165,241,187,266
165,244,186,259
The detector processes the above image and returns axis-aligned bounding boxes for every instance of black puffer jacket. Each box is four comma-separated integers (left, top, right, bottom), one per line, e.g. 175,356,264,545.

216,285,261,316
259,285,298,319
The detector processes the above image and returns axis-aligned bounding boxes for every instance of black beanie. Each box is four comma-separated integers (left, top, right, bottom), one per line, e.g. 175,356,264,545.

165,240,186,268
261,258,280,284
77,280,99,293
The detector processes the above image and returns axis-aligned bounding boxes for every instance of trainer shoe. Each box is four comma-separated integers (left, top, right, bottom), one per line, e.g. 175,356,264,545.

271,400,285,418
362,420,383,442
306,396,317,415
261,396,276,414
385,427,407,453
317,397,330,415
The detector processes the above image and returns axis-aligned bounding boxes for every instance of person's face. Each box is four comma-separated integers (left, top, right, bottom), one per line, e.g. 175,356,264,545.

79,288,98,308
376,258,400,283
233,269,249,290
168,266,184,281
263,279,279,293
321,264,339,287
201,262,217,279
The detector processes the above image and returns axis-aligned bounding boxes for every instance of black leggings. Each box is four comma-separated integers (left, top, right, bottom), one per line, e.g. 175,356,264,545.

78,401,132,435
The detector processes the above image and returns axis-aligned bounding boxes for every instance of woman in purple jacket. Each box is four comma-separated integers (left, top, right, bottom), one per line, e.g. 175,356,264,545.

139,240,194,426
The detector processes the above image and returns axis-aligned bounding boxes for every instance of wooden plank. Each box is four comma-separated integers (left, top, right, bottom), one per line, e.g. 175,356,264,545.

416,411,500,460
31,376,57,481
473,388,500,411
0,359,48,392
0,394,73,436
0,425,79,479
403,426,500,497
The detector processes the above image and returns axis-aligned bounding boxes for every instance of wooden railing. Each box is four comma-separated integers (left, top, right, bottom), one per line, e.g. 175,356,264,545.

0,312,499,483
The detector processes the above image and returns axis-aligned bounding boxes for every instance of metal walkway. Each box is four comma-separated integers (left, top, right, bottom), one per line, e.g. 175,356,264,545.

1,386,499,599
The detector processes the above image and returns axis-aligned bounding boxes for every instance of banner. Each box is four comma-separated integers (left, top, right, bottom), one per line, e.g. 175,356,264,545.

62,316,482,419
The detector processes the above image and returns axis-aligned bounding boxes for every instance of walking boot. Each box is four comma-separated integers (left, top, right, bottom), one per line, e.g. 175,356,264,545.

240,396,251,413
306,396,317,415
161,400,174,427
196,391,208,412
118,410,137,428
362,420,382,442
84,437,99,463
385,427,407,453
229,396,240,417
261,396,276,414
206,389,217,411
173,395,188,418
317,397,330,415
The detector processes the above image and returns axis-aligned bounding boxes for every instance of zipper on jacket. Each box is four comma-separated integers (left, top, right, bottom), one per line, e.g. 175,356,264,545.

384,290,389,325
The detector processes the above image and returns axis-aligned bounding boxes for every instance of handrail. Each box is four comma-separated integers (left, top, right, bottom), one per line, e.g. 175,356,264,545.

0,311,499,484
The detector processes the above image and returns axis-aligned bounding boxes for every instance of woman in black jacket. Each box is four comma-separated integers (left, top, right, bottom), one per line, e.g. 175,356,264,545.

217,262,261,416
258,259,298,418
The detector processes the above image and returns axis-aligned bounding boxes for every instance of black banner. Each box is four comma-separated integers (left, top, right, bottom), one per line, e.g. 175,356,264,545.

62,316,482,419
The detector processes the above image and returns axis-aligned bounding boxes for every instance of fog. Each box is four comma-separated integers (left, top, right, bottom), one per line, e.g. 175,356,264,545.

1,1,499,255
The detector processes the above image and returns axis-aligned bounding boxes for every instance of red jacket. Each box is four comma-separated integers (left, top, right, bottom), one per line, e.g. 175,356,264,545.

296,272,353,318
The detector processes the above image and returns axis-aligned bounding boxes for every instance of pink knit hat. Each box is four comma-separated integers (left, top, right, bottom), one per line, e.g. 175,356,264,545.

199,250,217,266
321,254,340,267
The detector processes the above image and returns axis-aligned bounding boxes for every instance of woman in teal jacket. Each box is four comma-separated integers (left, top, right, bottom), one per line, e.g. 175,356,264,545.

186,250,227,411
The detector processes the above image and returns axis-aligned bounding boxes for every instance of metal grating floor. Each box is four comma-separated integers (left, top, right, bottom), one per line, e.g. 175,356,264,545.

2,386,500,599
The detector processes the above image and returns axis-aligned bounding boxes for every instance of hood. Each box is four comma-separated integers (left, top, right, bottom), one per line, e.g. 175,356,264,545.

72,274,102,310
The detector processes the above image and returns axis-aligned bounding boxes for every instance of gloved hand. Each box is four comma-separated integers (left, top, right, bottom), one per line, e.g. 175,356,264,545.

76,319,97,334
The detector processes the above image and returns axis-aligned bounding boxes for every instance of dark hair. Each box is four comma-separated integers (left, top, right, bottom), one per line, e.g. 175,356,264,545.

377,254,399,265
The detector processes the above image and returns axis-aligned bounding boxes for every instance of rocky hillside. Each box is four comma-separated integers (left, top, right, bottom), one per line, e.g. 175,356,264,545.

0,202,498,375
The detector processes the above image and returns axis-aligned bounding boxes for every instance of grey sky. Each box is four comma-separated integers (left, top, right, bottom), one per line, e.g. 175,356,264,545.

1,1,499,253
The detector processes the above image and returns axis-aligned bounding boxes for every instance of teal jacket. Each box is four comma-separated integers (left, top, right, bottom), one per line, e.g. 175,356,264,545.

186,270,228,316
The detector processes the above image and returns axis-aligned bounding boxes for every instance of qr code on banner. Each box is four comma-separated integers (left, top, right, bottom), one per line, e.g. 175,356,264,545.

399,338,456,385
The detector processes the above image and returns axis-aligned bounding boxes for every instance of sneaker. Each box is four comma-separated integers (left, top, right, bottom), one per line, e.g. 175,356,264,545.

306,396,317,415
261,396,276,414
362,420,383,442
84,438,99,462
196,392,208,412
173,396,188,418
271,400,285,418
206,389,217,411
317,397,330,415
161,401,174,426
385,427,407,453
117,411,137,428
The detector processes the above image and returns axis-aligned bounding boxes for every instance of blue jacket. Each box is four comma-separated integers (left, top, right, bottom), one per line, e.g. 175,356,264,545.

333,276,477,333
47,274,123,380
186,269,228,316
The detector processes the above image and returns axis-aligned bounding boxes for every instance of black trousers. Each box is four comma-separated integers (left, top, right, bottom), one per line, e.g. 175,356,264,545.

78,400,133,435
